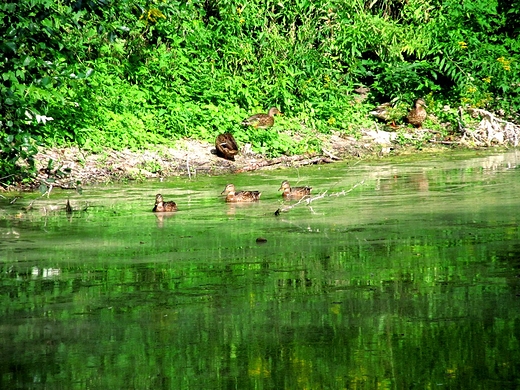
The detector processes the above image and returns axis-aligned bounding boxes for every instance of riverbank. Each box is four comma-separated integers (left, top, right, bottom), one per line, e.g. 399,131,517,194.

4,106,519,193
26,128,442,192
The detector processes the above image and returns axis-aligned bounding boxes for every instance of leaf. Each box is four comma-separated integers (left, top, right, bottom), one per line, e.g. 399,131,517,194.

4,41,17,53
23,56,33,67
439,56,446,71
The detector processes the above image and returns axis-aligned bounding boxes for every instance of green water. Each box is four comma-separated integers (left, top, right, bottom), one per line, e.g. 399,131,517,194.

1,150,520,389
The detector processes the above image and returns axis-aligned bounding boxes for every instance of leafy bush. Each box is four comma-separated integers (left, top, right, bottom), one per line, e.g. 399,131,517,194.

1,0,519,185
0,0,94,183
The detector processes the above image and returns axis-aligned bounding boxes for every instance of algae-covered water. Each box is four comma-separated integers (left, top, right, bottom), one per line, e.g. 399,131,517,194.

1,150,520,389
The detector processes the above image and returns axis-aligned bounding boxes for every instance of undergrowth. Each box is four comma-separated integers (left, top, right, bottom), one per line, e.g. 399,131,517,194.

1,0,519,183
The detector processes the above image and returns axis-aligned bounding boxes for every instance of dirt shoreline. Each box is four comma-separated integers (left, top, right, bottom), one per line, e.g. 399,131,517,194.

2,106,518,192
24,129,453,192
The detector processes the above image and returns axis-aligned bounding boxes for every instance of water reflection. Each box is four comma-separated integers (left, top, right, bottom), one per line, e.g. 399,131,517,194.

223,201,264,216
1,150,520,388
31,266,61,278
153,211,176,228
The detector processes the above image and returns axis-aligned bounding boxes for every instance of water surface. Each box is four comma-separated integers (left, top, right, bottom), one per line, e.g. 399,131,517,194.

1,150,520,389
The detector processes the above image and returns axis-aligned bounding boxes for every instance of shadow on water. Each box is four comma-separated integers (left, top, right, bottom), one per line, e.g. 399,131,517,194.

1,150,520,388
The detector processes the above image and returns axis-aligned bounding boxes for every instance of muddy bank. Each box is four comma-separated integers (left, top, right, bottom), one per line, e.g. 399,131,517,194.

9,106,520,192
26,129,443,191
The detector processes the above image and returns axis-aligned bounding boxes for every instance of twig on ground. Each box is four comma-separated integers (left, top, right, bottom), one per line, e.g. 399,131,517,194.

428,140,461,145
238,154,333,173
275,191,328,214
322,148,340,160
186,156,192,179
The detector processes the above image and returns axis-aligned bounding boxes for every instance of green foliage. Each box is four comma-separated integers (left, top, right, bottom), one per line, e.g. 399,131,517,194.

1,0,519,184
424,0,520,113
0,0,93,183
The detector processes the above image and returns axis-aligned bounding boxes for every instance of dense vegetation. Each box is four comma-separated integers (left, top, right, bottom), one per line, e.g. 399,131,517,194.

1,0,519,184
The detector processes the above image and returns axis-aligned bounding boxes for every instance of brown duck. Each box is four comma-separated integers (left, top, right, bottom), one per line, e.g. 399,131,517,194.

221,183,261,202
370,102,393,122
370,102,406,128
406,98,427,128
241,107,282,129
215,133,239,161
153,194,177,212
279,180,312,199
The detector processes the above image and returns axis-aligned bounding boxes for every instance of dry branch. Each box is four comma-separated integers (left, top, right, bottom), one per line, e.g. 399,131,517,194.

237,154,334,173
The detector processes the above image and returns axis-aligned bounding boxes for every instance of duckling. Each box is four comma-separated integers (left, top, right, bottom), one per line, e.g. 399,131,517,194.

406,98,427,128
153,194,177,212
215,133,239,161
221,183,261,202
241,107,282,129
279,180,312,199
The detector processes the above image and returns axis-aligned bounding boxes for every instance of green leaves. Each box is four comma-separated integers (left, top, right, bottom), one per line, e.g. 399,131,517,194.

1,0,519,186
0,0,98,184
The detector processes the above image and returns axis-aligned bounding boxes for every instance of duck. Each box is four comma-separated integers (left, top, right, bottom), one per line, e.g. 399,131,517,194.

370,102,393,122
221,183,261,202
279,180,312,199
406,98,427,128
215,133,239,161
153,194,177,212
370,102,408,128
353,86,370,103
241,107,282,129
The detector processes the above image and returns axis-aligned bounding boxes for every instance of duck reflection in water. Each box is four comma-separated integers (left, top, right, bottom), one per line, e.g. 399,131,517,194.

224,200,263,216
153,212,177,228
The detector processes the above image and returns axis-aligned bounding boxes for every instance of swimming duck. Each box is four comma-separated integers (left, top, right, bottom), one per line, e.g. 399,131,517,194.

215,133,239,161
153,194,177,212
406,98,427,128
241,107,282,129
221,183,261,202
279,180,312,199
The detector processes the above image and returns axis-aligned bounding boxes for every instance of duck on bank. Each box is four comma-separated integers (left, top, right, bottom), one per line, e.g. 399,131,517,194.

241,107,282,129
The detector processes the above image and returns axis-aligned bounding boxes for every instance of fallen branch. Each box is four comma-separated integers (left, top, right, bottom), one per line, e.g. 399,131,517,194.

329,180,365,197
275,191,327,215
237,154,333,173
322,148,340,160
186,155,192,179
428,139,462,145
